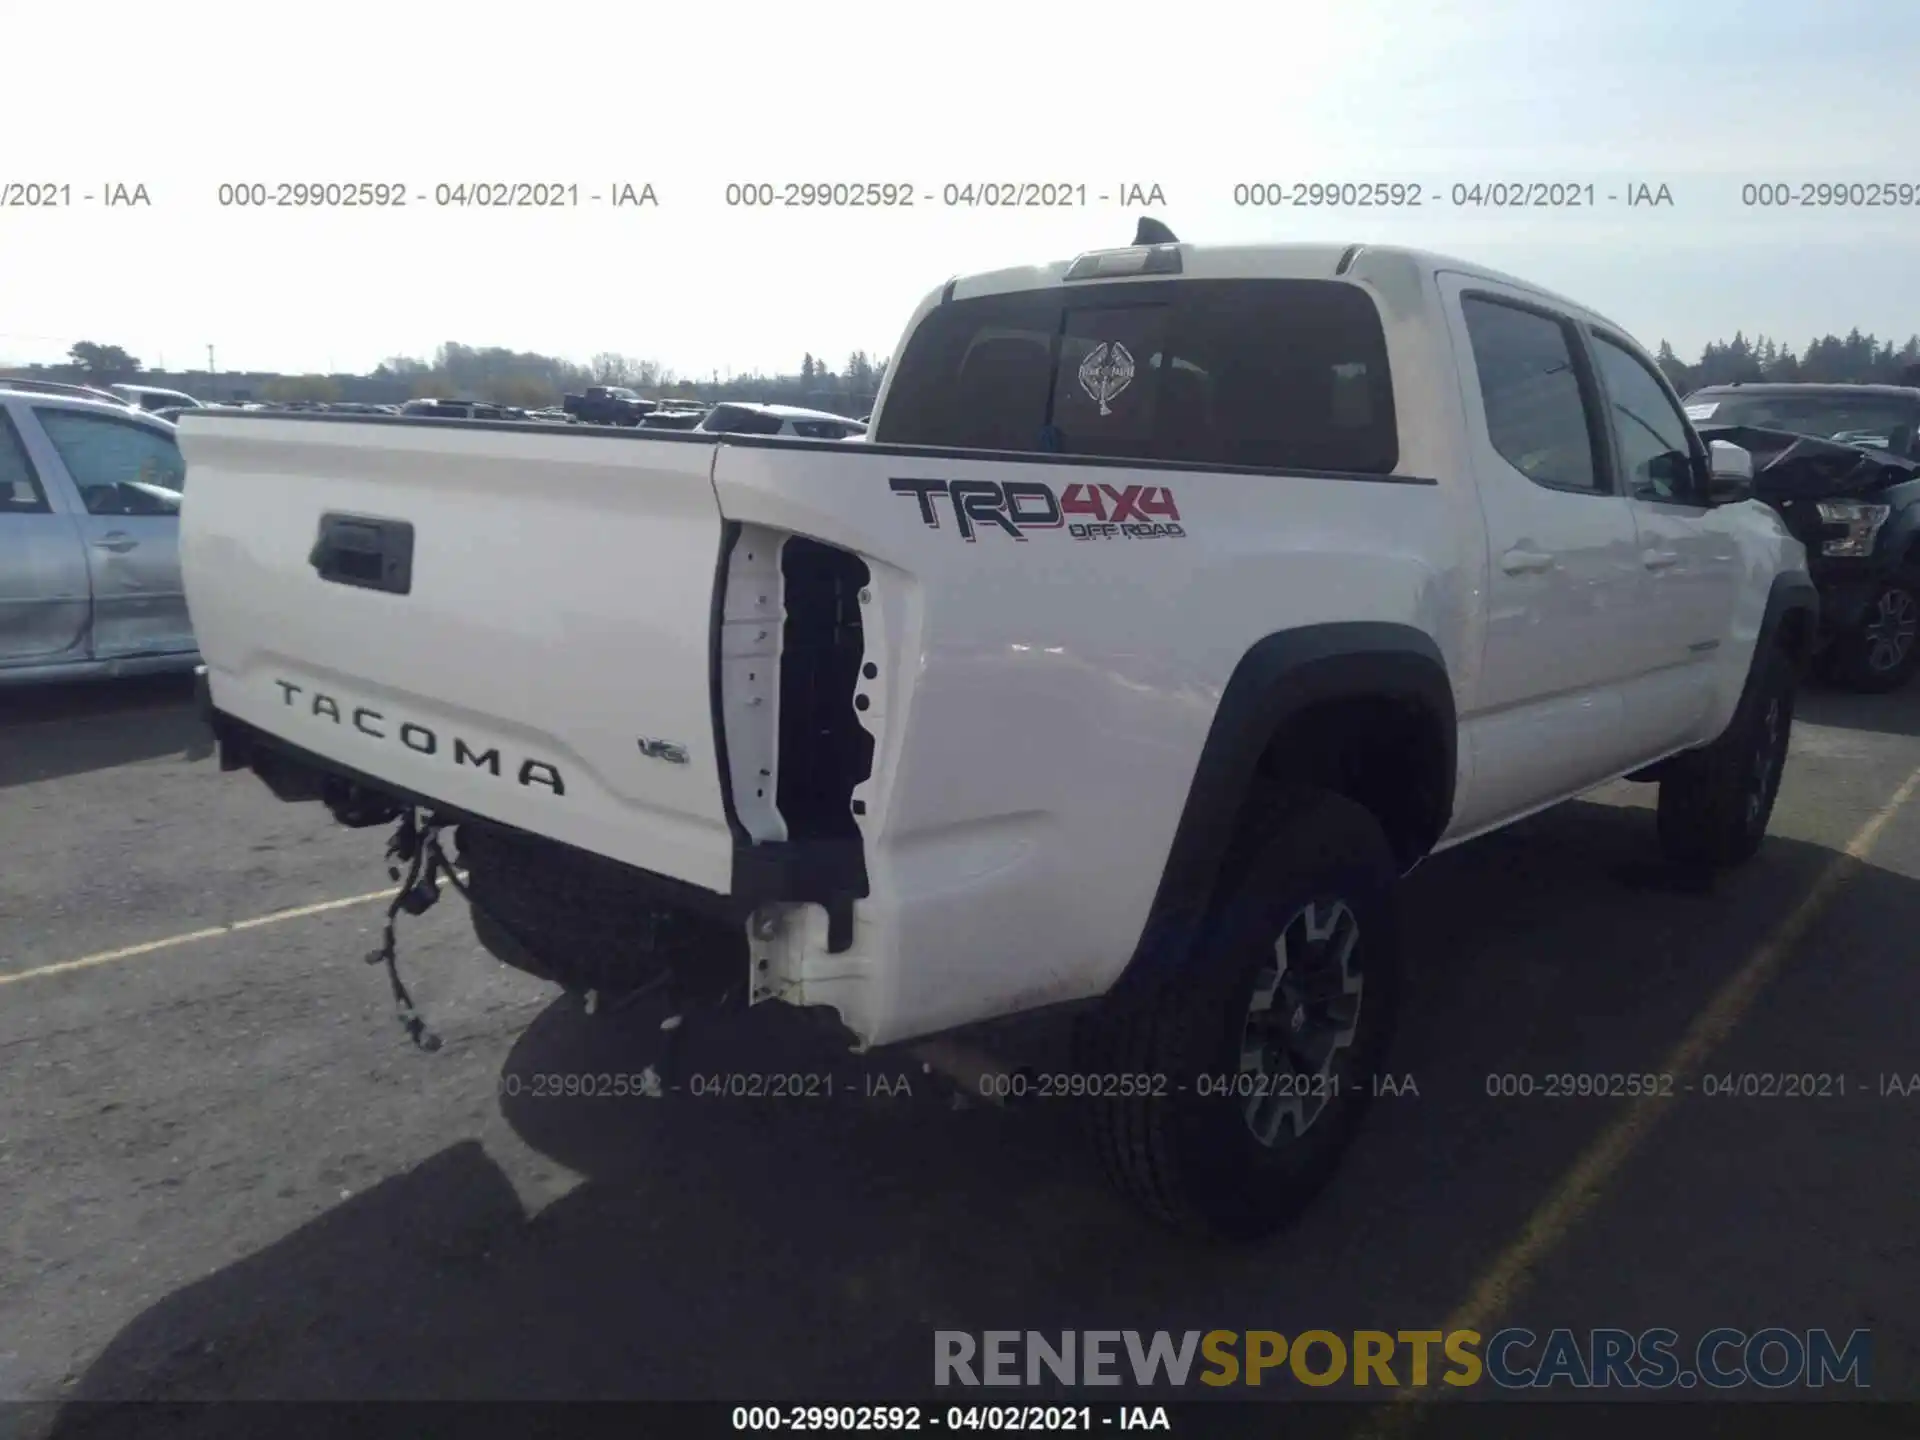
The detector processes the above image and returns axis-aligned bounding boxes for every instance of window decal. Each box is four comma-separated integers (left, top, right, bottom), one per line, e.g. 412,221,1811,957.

1077,341,1136,417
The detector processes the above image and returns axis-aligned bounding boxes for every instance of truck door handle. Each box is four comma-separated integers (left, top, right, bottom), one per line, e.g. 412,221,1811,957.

1500,548,1556,575
93,532,138,553
1642,549,1681,571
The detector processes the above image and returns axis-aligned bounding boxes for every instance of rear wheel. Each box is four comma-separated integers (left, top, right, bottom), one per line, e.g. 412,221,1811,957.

1656,645,1795,870
1076,791,1403,1241
1830,572,1920,693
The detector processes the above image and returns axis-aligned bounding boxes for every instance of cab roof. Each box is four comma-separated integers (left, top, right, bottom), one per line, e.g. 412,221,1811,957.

945,239,1601,330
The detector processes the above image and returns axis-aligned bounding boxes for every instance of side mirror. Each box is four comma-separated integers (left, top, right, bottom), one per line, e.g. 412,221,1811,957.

1706,439,1754,503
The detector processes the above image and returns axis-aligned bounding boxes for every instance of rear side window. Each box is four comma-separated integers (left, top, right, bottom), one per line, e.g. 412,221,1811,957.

1590,334,1696,501
0,413,50,514
35,408,187,502
1459,296,1605,494
874,278,1399,474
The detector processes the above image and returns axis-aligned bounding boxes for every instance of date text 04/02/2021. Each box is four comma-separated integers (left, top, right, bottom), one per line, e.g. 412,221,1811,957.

1484,1072,1920,1098
720,182,1168,208
210,181,659,207
495,1070,917,1100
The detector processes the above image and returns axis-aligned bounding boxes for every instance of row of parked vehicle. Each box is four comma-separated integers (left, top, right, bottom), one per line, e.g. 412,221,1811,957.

402,389,872,438
561,385,871,439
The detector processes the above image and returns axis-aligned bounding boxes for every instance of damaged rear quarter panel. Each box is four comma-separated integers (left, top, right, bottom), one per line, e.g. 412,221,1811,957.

708,436,1466,1046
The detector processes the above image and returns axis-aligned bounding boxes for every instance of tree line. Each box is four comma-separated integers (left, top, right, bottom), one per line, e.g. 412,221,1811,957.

1654,330,1920,392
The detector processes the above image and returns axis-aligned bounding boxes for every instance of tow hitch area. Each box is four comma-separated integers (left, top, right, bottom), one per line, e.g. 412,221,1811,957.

364,808,462,1051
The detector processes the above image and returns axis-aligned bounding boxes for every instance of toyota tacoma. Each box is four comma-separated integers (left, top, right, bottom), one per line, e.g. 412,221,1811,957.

178,224,1815,1240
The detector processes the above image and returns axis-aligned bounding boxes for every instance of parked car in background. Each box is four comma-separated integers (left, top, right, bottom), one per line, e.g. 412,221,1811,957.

0,378,134,407
0,387,195,684
1685,383,1920,460
638,406,709,430
401,399,499,420
561,385,655,426
695,402,867,438
111,383,205,414
1686,383,1920,692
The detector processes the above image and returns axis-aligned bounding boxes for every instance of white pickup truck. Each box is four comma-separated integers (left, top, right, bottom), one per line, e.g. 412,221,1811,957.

179,226,1815,1240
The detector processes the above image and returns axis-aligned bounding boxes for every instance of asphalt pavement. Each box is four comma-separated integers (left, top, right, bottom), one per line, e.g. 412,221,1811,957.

2,671,1918,1428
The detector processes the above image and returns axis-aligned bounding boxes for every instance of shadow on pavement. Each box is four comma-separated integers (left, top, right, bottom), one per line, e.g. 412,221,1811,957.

0,674,210,790
38,798,1918,1429
1798,678,1920,741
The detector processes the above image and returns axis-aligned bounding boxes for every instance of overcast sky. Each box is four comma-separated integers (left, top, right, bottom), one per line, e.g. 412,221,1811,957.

3,0,1915,378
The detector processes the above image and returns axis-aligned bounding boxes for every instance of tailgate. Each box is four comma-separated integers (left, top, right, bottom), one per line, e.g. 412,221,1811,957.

178,415,735,895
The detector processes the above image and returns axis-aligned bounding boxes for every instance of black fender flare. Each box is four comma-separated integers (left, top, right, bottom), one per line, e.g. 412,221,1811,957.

1110,621,1456,998
1632,569,1813,778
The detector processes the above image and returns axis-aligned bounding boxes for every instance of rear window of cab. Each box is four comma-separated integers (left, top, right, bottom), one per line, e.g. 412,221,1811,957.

873,278,1398,474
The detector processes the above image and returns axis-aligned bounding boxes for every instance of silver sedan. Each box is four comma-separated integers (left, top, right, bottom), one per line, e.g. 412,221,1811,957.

0,388,197,685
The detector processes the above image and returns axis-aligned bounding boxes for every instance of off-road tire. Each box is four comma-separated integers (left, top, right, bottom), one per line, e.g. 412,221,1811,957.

1656,644,1796,871
458,823,737,997
1829,571,1920,694
1074,790,1403,1241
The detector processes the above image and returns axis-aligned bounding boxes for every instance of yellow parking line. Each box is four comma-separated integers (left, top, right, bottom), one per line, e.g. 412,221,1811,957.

1365,760,1920,1433
0,885,401,988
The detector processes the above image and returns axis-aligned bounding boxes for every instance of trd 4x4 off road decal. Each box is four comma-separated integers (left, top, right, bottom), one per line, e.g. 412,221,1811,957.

890,478,1185,542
